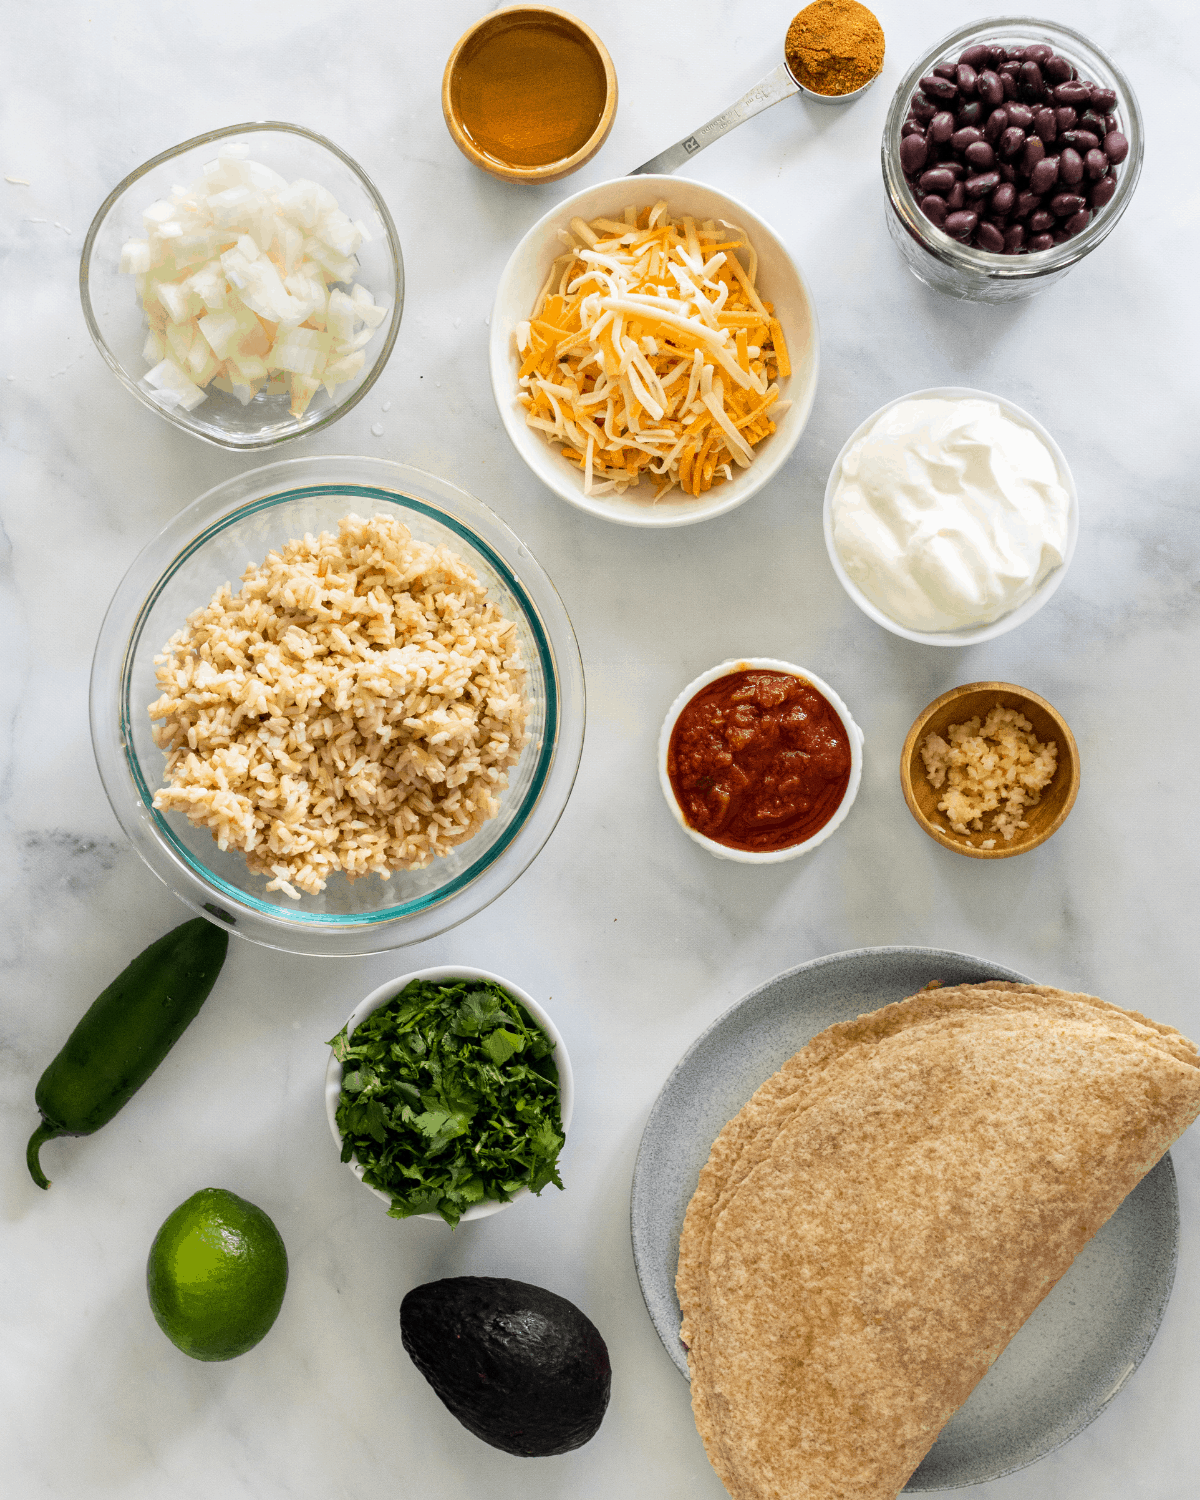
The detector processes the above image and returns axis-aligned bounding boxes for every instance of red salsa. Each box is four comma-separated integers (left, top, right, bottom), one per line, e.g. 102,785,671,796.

667,669,852,852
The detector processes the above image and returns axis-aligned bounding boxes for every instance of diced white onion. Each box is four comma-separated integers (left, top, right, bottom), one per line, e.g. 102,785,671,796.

143,356,207,410
120,152,389,417
120,239,153,275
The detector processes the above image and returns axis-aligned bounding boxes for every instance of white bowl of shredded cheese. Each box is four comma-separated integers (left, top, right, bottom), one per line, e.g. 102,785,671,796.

490,175,819,527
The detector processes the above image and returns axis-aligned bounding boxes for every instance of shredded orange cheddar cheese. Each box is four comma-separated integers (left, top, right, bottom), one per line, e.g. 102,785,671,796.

515,202,792,501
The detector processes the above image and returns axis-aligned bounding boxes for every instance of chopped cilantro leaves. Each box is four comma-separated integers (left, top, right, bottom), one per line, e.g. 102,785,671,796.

329,977,564,1227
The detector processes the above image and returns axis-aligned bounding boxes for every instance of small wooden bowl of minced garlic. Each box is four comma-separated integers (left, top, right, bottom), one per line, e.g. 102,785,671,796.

900,683,1080,859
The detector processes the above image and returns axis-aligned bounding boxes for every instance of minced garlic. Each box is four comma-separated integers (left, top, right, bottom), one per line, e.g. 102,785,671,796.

920,703,1057,844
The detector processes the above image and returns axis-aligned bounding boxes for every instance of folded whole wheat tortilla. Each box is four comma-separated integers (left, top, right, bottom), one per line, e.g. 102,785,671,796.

676,983,1200,1500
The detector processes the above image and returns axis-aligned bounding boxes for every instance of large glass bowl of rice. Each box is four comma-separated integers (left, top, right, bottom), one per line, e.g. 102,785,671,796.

90,456,585,956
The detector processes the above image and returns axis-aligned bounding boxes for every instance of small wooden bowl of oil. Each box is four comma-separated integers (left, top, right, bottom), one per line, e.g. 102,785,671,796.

442,6,618,185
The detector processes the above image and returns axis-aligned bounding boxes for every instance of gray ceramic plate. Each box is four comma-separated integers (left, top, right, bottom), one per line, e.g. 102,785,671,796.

630,946,1179,1490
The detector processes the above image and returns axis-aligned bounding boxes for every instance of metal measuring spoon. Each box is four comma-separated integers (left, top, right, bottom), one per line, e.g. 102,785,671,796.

631,50,880,176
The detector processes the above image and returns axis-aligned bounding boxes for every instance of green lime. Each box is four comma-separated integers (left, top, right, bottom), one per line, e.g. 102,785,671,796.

146,1187,288,1361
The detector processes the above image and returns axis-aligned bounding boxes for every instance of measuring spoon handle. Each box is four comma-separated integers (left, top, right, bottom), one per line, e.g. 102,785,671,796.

630,62,799,175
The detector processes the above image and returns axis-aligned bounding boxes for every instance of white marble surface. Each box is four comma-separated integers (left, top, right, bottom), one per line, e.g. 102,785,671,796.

2,1,1198,1495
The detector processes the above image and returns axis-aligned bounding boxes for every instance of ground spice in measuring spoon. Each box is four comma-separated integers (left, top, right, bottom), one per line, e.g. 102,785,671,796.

452,13,609,169
785,0,884,97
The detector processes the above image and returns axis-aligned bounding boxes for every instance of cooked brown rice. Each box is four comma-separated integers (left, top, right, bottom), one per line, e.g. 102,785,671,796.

148,512,528,898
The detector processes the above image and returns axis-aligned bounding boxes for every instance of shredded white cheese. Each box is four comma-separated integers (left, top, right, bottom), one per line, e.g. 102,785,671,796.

516,202,793,501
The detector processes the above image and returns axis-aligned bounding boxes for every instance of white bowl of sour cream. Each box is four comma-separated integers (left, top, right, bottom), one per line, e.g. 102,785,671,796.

823,389,1078,645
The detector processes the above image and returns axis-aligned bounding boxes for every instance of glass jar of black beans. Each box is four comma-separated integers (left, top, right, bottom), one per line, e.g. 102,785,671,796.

882,19,1142,302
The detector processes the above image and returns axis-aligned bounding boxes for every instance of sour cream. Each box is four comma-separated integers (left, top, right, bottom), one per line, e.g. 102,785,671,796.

830,397,1071,633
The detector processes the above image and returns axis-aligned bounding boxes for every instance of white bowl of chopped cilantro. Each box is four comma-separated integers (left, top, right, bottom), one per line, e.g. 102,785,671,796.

325,968,573,1227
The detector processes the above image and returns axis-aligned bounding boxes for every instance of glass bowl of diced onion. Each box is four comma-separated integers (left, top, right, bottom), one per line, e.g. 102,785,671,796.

80,121,403,449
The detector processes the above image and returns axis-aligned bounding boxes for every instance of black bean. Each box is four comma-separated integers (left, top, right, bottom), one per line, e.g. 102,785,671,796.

1019,61,1045,100
1029,156,1059,195
976,221,1006,252
1033,106,1057,142
901,37,1126,258
1090,174,1117,207
1060,130,1100,153
1054,80,1091,105
976,69,1004,107
1085,147,1108,180
1021,137,1046,175
1000,126,1026,158
918,166,957,194
921,194,949,227
921,72,959,100
991,181,1017,215
1059,148,1084,186
900,134,930,173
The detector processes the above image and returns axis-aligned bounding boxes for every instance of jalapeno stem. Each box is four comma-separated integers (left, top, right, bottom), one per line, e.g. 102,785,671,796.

27,1121,65,1190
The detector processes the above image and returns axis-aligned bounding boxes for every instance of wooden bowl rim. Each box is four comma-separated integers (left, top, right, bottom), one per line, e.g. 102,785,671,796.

899,681,1080,860
441,5,618,185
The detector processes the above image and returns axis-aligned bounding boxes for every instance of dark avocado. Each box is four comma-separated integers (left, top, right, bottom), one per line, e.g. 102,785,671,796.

400,1276,611,1456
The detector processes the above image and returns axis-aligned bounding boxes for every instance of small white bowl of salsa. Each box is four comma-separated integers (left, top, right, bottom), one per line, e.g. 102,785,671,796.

658,658,863,863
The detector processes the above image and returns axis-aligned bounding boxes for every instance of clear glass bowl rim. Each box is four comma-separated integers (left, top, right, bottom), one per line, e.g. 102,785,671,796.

881,17,1144,282
78,120,405,450
89,457,585,955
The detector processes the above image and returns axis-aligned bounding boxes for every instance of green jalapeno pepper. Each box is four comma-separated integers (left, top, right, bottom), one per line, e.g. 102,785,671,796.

27,917,229,1189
